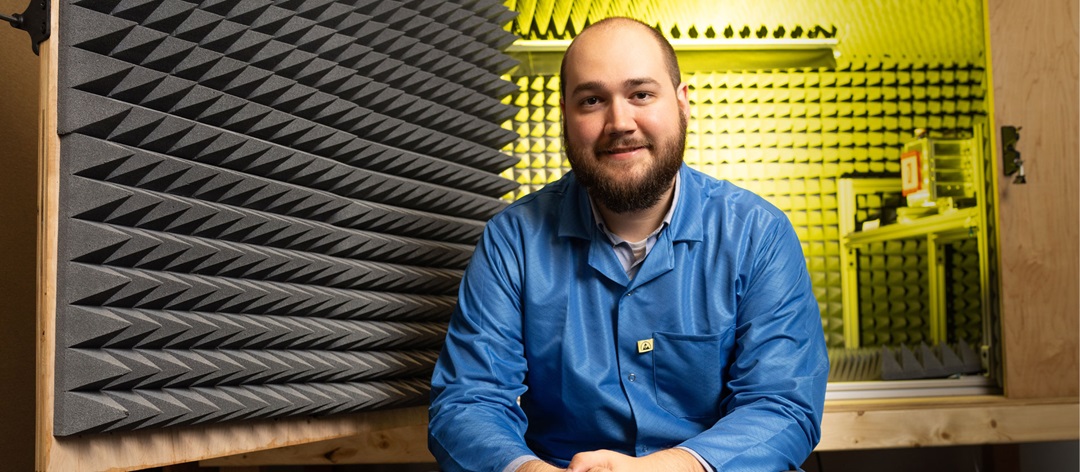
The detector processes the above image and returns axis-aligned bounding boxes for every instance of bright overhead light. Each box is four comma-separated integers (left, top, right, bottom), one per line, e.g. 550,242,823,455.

506,38,840,75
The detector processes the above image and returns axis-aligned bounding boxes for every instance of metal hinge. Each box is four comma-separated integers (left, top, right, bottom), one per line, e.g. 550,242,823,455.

2,0,50,55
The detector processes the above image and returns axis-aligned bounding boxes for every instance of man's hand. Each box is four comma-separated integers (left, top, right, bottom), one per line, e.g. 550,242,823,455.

566,448,706,472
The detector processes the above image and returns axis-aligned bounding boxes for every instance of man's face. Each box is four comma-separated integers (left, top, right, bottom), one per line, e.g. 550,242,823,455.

560,24,690,214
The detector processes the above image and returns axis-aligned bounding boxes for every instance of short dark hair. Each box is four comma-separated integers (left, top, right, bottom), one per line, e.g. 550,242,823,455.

559,17,682,99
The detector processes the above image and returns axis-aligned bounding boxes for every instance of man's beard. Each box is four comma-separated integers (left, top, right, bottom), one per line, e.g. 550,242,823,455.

563,114,687,214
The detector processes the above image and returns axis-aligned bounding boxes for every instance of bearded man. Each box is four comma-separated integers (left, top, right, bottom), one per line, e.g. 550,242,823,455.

428,17,829,472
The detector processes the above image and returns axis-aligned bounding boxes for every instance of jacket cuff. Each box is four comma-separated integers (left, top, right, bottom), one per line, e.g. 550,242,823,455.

503,455,543,472
676,446,715,472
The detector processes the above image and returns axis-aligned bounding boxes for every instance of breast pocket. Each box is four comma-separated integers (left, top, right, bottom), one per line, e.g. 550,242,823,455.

651,331,725,418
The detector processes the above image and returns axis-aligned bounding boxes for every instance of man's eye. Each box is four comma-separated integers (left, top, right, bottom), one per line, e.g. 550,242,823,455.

632,92,651,100
581,97,600,106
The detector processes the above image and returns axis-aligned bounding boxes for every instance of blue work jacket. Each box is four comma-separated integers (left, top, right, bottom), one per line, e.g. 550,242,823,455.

429,164,829,472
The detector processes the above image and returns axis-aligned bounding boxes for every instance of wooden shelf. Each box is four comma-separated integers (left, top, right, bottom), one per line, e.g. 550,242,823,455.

199,397,1079,466
819,396,1079,451
844,207,980,248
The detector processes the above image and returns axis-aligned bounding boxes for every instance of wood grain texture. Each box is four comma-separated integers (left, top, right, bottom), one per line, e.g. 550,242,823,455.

36,0,61,468
42,406,430,471
987,0,1080,398
819,397,1079,450
202,407,433,466
201,397,1078,465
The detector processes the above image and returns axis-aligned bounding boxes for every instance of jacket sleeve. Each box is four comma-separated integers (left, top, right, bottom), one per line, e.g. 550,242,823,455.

679,215,830,472
428,217,535,472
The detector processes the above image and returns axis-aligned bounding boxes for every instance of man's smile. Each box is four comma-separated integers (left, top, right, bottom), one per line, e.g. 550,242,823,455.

599,140,651,159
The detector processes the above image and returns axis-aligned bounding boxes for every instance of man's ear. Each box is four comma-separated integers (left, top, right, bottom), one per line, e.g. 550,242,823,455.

676,82,690,121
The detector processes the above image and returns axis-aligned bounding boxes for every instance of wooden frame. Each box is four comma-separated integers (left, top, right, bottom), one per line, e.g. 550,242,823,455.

818,396,1078,451
986,0,1079,400
36,0,61,467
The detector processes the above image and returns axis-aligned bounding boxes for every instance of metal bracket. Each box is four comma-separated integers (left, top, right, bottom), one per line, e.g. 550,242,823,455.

1,0,50,56
1000,125,1026,184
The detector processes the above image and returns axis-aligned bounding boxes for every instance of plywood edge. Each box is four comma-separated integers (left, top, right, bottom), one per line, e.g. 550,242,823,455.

818,396,1079,451
824,394,1077,412
36,0,61,468
46,407,429,470
201,406,433,467
988,0,1080,400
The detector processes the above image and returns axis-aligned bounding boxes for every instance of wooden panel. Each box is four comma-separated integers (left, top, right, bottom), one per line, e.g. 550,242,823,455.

42,405,429,470
35,0,60,468
203,406,434,467
987,0,1080,397
818,397,1079,451
0,0,42,470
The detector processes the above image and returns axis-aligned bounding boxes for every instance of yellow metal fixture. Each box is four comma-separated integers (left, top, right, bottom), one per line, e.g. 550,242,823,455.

507,38,839,75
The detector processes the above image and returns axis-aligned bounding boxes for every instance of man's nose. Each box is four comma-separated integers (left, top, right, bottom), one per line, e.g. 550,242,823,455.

605,100,636,135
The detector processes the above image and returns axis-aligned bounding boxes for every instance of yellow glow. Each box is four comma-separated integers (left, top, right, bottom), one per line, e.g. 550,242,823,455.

499,0,990,351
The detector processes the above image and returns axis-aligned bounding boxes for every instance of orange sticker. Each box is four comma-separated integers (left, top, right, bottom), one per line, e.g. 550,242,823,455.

901,150,922,196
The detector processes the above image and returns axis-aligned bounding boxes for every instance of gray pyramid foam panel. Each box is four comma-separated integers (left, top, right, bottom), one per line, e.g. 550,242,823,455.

54,0,520,436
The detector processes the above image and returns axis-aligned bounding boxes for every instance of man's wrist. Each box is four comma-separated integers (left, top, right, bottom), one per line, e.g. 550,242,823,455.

639,448,706,472
516,459,561,472
674,446,713,472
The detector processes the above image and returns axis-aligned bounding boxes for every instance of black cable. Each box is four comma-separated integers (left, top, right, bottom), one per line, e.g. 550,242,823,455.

0,12,20,27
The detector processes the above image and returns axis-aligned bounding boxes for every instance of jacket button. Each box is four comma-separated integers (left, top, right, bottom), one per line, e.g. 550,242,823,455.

628,373,636,382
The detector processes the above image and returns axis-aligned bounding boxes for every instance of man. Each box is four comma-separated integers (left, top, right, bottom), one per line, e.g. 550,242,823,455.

428,17,829,472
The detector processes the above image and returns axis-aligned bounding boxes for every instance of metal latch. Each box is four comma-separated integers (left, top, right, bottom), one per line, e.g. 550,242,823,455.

1,0,50,55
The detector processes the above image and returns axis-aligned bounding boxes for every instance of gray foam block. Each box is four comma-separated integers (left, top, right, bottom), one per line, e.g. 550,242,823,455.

143,1,198,33
172,46,226,82
112,0,165,24
881,342,986,380
101,390,170,431
173,9,225,43
54,392,127,436
249,5,295,36
66,306,448,352
248,39,296,70
55,0,520,437
65,6,135,56
71,80,515,200
60,261,457,321
58,349,133,391
302,2,353,27
202,21,255,56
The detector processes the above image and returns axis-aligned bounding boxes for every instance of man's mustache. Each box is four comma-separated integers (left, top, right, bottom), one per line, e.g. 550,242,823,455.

595,138,653,154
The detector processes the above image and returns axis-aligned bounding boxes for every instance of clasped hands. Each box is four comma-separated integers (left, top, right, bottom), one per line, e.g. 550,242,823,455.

518,448,705,472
